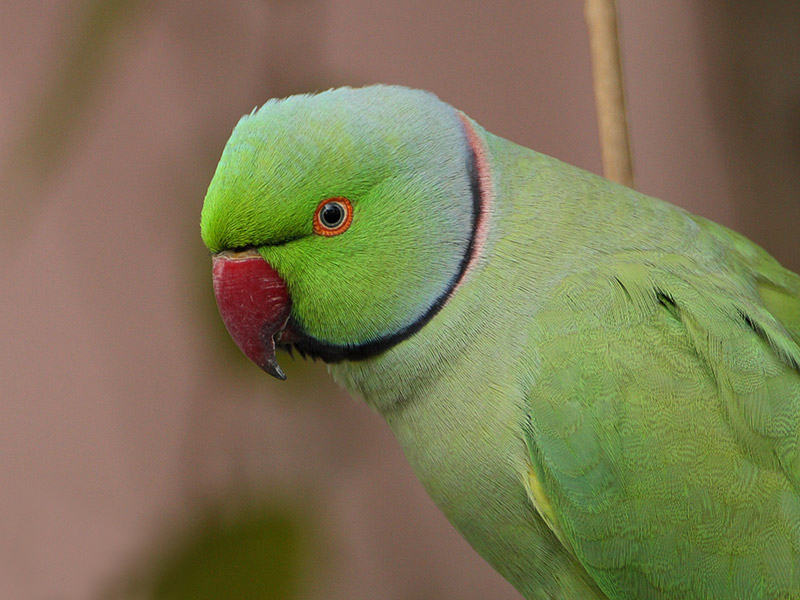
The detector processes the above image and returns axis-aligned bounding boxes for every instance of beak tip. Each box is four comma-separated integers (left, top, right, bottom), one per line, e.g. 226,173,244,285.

263,356,287,380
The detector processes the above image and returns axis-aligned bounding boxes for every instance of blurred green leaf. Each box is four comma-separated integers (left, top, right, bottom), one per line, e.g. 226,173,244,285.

108,500,314,600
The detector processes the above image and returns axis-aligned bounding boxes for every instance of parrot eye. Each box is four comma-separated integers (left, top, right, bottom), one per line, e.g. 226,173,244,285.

313,197,353,236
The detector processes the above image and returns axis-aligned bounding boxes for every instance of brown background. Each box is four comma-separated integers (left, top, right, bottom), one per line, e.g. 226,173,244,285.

1,1,798,599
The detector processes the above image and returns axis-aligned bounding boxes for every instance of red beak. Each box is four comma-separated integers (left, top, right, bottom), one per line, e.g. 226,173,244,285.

211,249,291,379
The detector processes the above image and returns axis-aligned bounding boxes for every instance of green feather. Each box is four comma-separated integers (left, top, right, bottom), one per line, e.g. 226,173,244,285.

202,85,800,599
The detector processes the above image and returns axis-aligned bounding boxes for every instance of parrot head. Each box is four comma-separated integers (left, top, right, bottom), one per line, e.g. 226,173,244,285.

201,86,488,378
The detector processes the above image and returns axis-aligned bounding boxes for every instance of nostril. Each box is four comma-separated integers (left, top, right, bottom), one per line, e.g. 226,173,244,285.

215,246,261,259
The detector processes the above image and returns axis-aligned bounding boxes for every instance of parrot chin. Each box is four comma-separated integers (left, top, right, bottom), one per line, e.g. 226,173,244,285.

211,248,291,380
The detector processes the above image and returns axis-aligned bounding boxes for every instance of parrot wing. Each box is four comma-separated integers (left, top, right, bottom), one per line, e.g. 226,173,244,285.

523,245,800,599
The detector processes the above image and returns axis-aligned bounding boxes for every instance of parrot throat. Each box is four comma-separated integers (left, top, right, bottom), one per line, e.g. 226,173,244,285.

284,112,490,363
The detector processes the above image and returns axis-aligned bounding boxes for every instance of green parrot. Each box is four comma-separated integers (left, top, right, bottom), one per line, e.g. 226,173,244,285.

200,85,800,599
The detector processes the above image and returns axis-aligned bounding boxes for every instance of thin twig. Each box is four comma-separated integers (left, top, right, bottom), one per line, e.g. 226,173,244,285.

585,0,635,188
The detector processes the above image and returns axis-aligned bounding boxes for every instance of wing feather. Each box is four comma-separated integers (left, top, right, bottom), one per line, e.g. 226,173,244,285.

523,252,800,599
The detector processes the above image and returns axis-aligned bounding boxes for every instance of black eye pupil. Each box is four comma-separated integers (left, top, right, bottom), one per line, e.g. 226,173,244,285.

321,202,345,228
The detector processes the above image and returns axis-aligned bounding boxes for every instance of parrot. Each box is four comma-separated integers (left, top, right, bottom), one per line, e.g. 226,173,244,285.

200,85,800,599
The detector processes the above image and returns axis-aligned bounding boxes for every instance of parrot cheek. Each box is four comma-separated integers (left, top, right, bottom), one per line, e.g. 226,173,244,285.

211,249,291,380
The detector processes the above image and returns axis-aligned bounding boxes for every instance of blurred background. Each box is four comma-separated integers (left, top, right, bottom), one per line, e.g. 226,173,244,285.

1,1,798,599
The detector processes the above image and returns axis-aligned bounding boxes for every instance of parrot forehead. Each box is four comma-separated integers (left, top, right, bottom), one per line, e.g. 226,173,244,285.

210,85,463,211
201,85,471,252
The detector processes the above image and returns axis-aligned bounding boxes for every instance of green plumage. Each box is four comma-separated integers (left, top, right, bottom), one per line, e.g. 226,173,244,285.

201,85,800,599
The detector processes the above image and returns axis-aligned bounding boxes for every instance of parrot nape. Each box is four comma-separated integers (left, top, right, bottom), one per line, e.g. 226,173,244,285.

200,85,800,599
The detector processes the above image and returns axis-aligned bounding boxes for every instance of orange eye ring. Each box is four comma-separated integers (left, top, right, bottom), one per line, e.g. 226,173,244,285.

313,197,353,236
